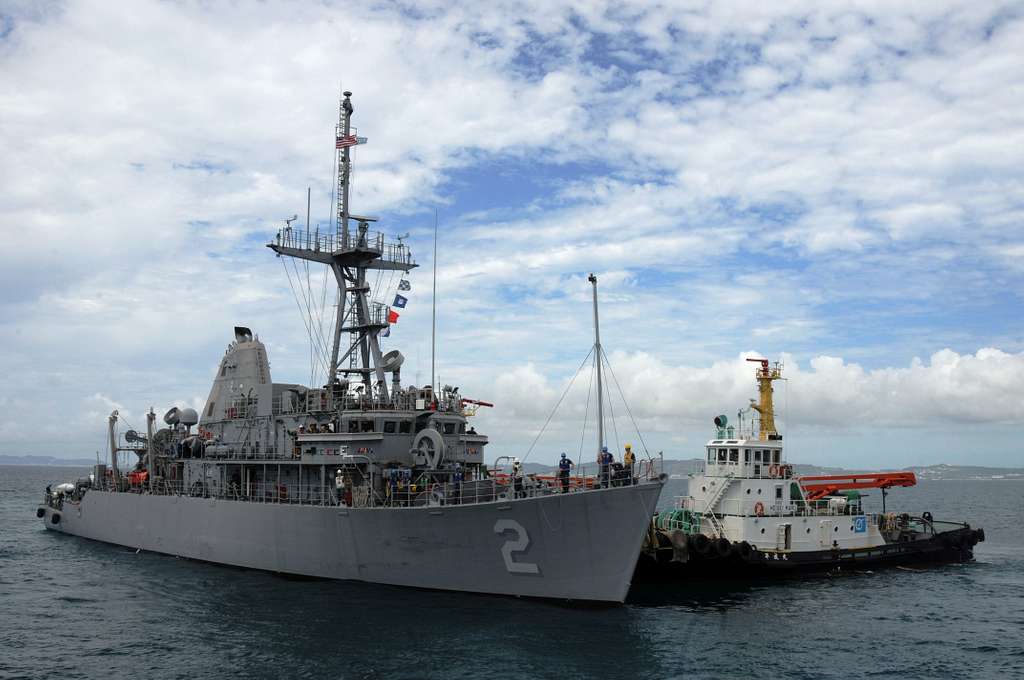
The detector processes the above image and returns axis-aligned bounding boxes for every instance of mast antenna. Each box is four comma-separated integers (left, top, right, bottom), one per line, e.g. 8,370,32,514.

431,209,438,394
588,273,605,458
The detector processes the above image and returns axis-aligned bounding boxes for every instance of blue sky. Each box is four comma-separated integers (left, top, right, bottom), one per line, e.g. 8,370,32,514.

0,0,1022,466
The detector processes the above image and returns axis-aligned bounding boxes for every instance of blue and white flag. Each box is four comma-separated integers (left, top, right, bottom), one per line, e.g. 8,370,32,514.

393,294,408,309
398,279,411,291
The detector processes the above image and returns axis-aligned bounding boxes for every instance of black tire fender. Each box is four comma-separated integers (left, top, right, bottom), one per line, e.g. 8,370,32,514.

692,533,712,556
50,512,61,525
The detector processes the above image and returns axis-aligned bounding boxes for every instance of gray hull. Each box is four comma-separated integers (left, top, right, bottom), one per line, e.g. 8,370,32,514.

40,482,662,603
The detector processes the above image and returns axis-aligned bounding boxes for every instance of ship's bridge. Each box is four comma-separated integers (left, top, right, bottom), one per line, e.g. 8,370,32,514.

704,438,785,479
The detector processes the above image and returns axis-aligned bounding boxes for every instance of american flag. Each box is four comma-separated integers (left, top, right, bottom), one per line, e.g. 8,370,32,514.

336,134,358,149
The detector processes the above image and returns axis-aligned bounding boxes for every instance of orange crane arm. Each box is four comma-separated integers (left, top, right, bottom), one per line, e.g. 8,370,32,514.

797,471,917,502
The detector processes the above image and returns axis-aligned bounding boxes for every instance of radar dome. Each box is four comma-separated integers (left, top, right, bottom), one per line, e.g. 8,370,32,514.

179,408,199,426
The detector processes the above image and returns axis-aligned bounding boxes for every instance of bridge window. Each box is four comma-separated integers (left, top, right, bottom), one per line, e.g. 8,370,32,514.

772,450,781,464
717,448,727,462
399,421,411,434
729,448,739,463
443,422,456,435
360,420,374,432
348,420,359,433
707,448,715,462
744,449,750,463
383,421,396,434
754,450,761,462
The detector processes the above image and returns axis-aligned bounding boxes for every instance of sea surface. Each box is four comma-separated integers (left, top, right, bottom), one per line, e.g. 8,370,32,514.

1,465,1022,679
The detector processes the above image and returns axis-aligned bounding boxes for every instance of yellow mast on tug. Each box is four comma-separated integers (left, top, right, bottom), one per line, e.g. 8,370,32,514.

746,358,783,441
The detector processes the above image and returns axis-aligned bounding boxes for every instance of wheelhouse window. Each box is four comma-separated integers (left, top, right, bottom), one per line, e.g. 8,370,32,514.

443,422,456,435
383,421,396,434
399,421,411,434
743,449,750,463
348,420,359,433
459,423,466,434
707,448,715,462
754,450,762,462
772,450,781,464
729,448,739,463
717,448,727,462
360,420,374,432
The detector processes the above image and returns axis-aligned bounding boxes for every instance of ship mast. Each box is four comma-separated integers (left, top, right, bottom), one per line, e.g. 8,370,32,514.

588,273,605,457
269,91,416,402
746,358,783,441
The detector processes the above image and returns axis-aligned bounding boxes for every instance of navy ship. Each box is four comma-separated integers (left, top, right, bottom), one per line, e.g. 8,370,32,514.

37,92,665,603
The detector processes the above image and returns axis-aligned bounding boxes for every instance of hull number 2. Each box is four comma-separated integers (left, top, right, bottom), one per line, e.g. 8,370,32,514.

494,519,540,574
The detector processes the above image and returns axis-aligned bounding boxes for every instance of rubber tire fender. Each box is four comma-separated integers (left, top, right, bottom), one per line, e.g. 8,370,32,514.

714,537,732,558
734,541,753,560
691,533,712,556
36,507,46,518
50,512,61,525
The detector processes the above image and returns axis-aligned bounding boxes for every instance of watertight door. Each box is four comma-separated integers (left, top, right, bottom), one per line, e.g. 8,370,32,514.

775,523,791,551
819,520,835,548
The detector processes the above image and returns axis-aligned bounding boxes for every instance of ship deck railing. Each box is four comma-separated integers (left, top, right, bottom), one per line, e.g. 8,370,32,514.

667,497,969,535
271,392,469,416
83,456,664,509
273,227,414,267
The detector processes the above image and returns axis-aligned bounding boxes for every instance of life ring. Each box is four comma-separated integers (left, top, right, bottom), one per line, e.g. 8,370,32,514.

769,464,780,477
754,501,765,516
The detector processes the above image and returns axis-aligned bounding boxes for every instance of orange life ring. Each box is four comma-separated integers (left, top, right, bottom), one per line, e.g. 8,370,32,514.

754,501,765,516
769,464,780,477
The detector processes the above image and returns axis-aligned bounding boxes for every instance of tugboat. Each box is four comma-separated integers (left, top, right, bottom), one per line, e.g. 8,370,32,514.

36,91,665,604
636,358,985,580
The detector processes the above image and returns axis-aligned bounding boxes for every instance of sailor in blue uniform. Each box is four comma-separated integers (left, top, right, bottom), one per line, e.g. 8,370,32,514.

599,446,613,488
558,453,574,494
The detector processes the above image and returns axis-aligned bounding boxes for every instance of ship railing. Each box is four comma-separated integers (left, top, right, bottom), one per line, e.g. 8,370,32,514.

678,496,870,518
273,228,414,266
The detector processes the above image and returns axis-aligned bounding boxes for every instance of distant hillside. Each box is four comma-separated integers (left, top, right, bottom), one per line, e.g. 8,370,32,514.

523,458,1023,480
905,463,1024,481
0,455,95,467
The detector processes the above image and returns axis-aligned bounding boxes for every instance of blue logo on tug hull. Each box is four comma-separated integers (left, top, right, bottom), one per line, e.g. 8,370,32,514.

854,516,867,533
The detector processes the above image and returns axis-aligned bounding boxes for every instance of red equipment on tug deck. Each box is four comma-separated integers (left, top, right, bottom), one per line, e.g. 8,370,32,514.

798,471,917,501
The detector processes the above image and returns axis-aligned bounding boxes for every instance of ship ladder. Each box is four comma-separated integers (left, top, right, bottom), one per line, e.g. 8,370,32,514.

702,476,734,539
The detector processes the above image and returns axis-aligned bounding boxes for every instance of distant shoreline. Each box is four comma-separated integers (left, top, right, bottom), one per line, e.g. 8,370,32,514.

2,455,1021,481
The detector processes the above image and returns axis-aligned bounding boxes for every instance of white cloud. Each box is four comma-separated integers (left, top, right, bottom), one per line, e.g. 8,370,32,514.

1,0,1022,466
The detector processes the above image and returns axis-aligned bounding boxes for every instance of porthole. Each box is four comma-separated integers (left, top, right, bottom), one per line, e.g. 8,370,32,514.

806,528,811,534
746,489,751,495
834,526,839,532
757,488,762,495
701,486,706,492
760,528,765,534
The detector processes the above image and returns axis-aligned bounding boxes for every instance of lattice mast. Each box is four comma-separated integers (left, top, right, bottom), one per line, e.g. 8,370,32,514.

268,91,416,402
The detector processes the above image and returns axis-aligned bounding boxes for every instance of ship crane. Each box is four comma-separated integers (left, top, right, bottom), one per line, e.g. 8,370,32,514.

798,471,917,502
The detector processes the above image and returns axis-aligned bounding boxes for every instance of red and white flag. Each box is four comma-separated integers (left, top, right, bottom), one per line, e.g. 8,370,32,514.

336,135,358,149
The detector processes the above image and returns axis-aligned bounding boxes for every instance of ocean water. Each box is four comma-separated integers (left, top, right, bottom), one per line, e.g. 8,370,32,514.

1,465,1022,679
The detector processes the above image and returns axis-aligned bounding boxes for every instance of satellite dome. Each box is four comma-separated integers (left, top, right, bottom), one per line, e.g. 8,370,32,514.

179,408,199,426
